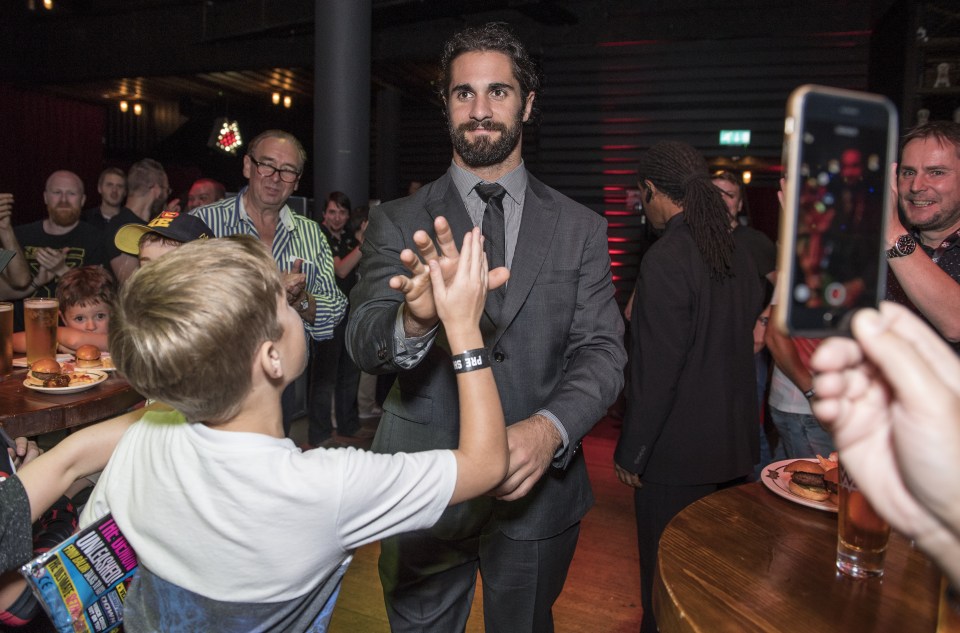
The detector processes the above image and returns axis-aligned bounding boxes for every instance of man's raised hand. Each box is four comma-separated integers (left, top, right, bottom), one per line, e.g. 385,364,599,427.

390,216,509,336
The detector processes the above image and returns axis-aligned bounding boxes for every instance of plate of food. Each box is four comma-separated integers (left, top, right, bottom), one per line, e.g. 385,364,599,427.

13,348,115,371
22,358,108,394
72,346,116,372
761,457,839,513
13,353,73,368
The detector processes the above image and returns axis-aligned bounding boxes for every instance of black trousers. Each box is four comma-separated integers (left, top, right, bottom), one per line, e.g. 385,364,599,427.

379,521,580,633
633,478,744,633
307,318,361,442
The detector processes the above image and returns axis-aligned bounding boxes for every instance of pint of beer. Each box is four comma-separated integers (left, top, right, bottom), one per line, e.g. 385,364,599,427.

836,462,891,578
24,298,59,364
0,302,12,380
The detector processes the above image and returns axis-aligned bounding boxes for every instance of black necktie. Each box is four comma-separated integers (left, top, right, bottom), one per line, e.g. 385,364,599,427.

475,182,506,270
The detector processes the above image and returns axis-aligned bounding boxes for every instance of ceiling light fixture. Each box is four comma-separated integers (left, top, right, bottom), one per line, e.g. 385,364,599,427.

208,118,243,155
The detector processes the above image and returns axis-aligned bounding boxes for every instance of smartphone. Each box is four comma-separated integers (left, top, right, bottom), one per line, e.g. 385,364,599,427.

776,85,898,336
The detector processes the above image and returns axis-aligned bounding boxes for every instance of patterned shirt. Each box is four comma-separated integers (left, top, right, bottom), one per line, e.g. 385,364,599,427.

886,229,960,353
192,190,346,341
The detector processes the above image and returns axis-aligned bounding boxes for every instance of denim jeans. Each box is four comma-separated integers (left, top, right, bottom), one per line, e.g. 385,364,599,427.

769,406,836,458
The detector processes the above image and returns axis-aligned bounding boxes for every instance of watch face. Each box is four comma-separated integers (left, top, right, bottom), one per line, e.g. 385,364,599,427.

897,234,916,255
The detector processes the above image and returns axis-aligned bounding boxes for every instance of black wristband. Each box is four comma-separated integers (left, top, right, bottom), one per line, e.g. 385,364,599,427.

451,348,489,374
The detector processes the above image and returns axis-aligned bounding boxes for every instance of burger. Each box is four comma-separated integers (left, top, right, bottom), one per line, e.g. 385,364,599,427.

75,345,102,368
785,460,831,502
823,467,840,505
29,358,62,382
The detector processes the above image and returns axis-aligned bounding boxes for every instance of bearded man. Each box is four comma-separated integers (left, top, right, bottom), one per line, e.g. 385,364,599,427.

346,22,625,633
13,170,109,305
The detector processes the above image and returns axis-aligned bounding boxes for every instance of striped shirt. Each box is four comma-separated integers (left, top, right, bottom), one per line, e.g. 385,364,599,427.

192,190,346,341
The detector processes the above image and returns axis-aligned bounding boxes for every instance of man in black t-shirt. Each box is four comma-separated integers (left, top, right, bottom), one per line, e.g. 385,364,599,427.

12,170,109,328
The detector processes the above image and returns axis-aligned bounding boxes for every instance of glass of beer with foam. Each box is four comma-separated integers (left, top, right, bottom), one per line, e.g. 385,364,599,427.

24,298,59,364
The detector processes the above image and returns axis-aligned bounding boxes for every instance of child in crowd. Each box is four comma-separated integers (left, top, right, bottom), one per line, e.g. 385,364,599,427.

78,231,507,631
113,209,213,265
12,265,116,354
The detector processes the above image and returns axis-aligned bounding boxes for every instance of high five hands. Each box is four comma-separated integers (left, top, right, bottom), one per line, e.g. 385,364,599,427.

390,216,509,336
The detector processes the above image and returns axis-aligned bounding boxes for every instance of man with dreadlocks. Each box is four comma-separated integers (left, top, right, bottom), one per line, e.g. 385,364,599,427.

614,141,764,633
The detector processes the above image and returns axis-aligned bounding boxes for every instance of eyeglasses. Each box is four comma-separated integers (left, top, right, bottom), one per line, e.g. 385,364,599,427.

249,156,301,183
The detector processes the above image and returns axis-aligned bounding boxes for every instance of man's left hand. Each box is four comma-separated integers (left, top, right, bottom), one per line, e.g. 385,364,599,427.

492,414,562,501
282,258,307,305
614,462,643,488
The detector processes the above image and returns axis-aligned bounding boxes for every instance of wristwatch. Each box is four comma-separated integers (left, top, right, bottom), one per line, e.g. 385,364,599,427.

297,295,310,313
886,234,917,259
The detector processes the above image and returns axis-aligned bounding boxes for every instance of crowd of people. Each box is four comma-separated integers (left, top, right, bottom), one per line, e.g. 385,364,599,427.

1,19,960,633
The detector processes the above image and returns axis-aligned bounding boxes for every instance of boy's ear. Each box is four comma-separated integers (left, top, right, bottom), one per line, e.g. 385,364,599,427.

257,341,283,380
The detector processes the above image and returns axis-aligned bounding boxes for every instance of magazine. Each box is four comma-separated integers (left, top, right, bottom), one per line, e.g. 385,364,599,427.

19,513,137,633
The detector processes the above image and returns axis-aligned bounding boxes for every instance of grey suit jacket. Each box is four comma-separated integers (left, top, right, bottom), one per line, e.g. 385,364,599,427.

346,170,626,540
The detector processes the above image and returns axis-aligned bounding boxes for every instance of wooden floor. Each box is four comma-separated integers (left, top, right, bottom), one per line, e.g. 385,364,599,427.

327,416,643,632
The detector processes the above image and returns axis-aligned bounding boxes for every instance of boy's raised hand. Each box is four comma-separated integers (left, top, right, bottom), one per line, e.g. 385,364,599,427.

390,217,510,336
429,228,493,336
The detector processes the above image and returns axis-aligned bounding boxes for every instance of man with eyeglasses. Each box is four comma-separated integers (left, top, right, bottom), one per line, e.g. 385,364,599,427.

104,158,179,284
192,129,346,431
11,170,108,326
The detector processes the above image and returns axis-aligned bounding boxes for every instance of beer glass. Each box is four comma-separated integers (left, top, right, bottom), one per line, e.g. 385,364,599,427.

24,298,59,364
836,462,891,578
0,302,12,380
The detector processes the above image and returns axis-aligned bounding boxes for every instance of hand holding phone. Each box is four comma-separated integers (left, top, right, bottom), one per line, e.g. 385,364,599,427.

776,85,899,336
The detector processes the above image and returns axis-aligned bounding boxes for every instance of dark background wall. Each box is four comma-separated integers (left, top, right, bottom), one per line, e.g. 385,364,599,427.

0,0,938,305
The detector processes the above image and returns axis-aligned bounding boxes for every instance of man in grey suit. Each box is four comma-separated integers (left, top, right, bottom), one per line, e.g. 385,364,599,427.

346,23,626,632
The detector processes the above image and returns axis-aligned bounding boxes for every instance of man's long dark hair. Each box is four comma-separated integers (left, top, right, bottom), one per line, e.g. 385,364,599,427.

437,22,542,126
638,141,735,279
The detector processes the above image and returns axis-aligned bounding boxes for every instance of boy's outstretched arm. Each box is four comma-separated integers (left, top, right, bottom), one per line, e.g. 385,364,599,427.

15,402,169,522
430,227,509,505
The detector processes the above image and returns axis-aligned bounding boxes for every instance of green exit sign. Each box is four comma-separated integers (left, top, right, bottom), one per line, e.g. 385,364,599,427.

719,130,751,146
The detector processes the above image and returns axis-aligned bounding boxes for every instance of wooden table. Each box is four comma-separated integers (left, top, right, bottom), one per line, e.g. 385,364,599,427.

655,483,941,633
0,368,143,437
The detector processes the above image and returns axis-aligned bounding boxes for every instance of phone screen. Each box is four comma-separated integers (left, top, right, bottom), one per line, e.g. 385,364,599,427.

781,87,897,335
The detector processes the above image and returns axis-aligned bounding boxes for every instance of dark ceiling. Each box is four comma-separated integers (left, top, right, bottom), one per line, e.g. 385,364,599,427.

0,0,611,112
0,0,900,114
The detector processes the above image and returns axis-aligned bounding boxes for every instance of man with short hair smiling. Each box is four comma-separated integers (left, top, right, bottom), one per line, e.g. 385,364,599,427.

192,129,345,430
885,120,960,350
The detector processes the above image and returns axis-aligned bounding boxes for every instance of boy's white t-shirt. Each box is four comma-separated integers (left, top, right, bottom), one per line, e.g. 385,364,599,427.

79,410,456,604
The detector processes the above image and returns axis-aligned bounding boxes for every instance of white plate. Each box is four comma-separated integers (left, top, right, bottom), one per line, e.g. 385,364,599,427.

23,370,109,394
13,354,74,368
14,353,115,372
761,458,838,513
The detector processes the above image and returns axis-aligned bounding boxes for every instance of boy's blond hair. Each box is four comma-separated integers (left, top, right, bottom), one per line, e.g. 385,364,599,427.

109,236,284,423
